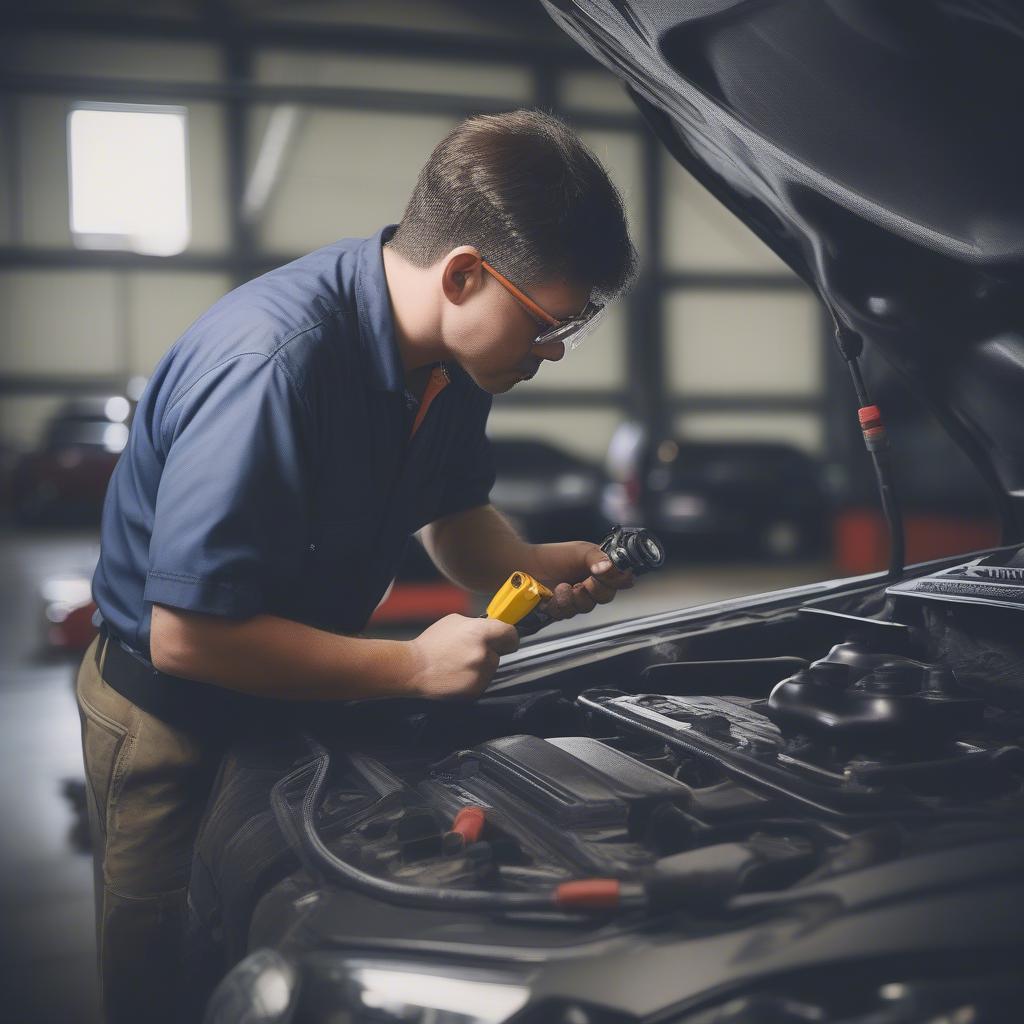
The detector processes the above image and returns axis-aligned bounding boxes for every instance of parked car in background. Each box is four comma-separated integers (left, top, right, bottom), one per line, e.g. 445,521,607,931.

11,395,134,526
489,437,608,542
604,422,830,560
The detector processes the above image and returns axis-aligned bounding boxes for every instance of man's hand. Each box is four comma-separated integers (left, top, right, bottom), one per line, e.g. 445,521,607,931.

407,614,520,699
532,541,635,621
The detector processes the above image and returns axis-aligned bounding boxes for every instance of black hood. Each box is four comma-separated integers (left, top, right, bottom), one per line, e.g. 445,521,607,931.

543,0,1024,535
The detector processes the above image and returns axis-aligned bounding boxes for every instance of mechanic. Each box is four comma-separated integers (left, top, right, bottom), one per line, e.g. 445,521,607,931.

74,109,637,1023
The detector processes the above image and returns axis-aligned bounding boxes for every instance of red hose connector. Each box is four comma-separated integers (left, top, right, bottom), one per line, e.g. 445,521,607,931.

858,404,888,452
448,806,486,845
554,878,621,909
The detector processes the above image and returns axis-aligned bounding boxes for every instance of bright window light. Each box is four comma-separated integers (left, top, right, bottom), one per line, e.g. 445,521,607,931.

68,103,190,256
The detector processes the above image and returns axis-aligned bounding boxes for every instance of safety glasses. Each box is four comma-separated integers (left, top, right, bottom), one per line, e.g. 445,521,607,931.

481,260,605,353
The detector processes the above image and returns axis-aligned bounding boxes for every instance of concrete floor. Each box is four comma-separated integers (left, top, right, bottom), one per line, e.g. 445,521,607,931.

0,526,832,1023
1,529,102,1024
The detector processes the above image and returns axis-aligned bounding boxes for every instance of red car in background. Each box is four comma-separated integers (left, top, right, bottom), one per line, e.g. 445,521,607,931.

12,395,133,527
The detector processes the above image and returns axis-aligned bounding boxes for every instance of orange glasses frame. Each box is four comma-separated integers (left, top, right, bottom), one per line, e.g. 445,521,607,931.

480,260,562,329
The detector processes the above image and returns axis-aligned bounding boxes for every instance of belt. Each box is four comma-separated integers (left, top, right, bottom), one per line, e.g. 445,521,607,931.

96,623,277,735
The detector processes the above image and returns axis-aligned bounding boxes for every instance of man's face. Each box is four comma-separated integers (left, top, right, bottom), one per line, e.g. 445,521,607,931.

440,257,591,394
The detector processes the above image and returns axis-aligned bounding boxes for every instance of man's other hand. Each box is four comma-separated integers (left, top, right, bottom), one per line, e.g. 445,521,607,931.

408,614,520,699
533,540,635,621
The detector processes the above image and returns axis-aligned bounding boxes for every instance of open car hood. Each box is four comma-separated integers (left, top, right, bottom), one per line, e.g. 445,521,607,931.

543,0,1024,535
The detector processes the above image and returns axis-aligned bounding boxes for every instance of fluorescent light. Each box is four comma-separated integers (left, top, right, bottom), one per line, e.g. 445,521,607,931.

68,104,190,256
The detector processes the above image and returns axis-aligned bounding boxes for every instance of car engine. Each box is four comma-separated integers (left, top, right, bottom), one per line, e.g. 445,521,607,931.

194,550,1024,1023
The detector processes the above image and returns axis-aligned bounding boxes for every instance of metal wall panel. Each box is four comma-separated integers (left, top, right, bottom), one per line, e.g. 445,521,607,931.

125,272,232,377
0,270,121,375
560,71,634,114
675,411,825,455
254,107,456,252
662,161,794,274
665,290,821,396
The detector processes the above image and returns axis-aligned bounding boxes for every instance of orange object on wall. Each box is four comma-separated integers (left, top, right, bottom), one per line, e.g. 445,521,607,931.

834,508,1001,575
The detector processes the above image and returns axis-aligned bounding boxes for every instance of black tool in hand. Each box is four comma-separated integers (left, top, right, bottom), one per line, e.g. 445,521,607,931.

599,524,666,576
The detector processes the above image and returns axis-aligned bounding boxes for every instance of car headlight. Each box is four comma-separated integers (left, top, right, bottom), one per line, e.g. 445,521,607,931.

203,949,299,1024
205,951,531,1024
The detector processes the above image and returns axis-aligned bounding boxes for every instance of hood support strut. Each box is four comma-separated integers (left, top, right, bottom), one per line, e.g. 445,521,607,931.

831,319,905,581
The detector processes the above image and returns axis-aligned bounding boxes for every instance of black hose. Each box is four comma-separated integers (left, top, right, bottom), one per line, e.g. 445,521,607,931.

845,348,872,407
870,445,906,580
832,322,905,581
846,358,905,580
270,735,645,914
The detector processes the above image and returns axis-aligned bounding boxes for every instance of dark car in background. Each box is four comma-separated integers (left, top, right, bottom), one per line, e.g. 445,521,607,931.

604,422,829,560
11,395,133,526
489,437,608,542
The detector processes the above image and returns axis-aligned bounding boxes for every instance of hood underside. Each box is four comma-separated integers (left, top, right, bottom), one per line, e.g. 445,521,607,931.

543,0,1024,534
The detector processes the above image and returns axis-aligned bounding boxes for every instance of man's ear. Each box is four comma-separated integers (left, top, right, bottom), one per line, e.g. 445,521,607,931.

440,246,483,306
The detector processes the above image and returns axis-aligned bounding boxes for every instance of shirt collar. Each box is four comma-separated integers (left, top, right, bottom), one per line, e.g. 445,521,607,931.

355,223,405,393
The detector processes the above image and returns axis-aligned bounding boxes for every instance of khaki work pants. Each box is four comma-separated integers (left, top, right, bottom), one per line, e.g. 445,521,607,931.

75,634,223,1024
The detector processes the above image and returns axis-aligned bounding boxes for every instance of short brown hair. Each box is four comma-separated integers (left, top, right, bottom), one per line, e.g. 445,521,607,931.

388,110,636,300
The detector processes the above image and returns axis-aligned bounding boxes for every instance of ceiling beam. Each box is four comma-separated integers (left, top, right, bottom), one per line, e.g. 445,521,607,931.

0,73,640,131
1,11,594,67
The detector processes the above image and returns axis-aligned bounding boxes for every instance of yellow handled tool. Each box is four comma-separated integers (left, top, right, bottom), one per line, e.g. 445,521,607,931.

483,527,666,637
485,571,553,625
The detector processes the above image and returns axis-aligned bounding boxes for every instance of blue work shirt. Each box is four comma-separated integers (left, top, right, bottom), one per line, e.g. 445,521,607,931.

93,225,494,661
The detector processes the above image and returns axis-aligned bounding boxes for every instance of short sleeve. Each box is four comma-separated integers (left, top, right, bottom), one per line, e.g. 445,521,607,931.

433,392,495,520
144,355,316,618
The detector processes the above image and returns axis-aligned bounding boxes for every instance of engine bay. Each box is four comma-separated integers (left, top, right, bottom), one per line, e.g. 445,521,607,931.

264,628,1023,913
190,554,1024,952
184,552,1024,1024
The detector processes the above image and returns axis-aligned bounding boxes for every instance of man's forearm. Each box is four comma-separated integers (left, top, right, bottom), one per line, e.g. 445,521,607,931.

418,503,541,593
419,503,608,594
150,604,422,701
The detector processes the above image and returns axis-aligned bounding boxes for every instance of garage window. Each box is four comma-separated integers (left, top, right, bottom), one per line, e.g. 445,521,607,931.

68,102,190,256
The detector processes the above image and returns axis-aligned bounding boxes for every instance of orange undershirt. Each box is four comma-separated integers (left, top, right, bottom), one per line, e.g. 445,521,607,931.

408,364,449,440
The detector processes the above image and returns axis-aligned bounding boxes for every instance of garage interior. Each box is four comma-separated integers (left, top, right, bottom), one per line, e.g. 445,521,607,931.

0,3,1003,1021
